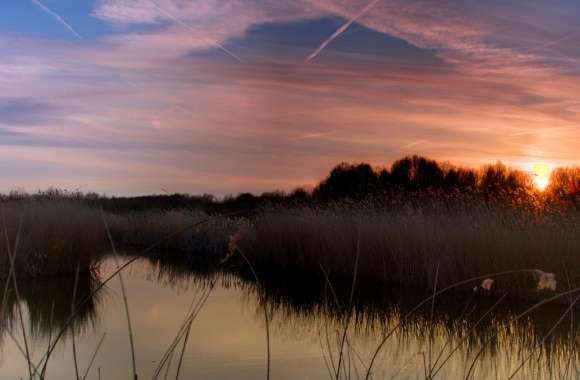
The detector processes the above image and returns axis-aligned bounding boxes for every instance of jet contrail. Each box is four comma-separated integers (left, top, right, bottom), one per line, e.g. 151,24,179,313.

150,0,242,62
31,0,82,39
306,0,381,63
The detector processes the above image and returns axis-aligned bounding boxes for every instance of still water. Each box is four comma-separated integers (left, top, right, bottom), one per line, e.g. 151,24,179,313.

0,256,578,379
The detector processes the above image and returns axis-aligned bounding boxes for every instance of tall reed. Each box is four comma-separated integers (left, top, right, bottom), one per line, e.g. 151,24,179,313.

239,203,580,296
0,200,106,278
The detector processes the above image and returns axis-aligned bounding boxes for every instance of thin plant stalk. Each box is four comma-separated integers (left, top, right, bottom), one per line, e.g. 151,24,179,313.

163,350,175,380
430,293,508,378
45,301,55,372
429,292,476,374
102,212,137,380
506,294,580,380
318,330,335,380
463,290,580,379
82,333,107,380
175,314,194,380
336,223,360,380
237,247,270,380
426,261,440,380
71,263,81,380
152,283,214,380
364,268,576,380
39,211,244,376
5,329,41,377
2,216,33,380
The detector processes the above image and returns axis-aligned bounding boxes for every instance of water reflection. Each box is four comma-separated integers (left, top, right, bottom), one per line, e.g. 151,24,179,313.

1,272,102,339
130,254,580,378
1,255,579,379
238,272,580,379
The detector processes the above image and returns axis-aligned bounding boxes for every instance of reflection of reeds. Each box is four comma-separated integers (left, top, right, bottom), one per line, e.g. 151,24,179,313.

226,265,580,379
223,267,580,359
0,271,102,339
5,250,580,379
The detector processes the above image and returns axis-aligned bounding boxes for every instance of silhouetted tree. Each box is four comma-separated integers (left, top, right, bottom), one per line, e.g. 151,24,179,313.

388,155,445,190
290,187,310,202
479,163,532,197
377,168,391,190
314,163,379,200
260,191,287,204
389,157,413,189
414,156,444,189
546,167,580,209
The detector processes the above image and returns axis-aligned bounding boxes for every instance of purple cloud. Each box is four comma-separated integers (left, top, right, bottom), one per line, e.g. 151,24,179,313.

0,98,61,126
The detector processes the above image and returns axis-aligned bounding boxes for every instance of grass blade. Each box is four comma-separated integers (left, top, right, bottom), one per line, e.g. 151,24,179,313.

102,212,138,380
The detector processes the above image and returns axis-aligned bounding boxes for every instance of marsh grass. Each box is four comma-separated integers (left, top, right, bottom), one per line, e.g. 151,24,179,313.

2,193,580,378
239,204,580,296
108,210,245,264
0,200,106,278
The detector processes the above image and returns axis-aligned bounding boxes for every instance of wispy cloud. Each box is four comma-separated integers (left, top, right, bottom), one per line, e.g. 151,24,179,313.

306,0,381,62
149,0,242,62
2,0,580,194
31,0,82,39
0,97,60,126
92,0,324,62
293,130,336,141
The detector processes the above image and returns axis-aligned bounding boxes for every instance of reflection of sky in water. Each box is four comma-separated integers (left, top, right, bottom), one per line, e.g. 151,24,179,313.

0,257,578,379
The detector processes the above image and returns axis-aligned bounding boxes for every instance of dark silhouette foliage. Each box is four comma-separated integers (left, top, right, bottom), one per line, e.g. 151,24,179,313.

313,163,379,200
313,155,538,205
545,167,580,210
2,155,578,213
386,155,445,190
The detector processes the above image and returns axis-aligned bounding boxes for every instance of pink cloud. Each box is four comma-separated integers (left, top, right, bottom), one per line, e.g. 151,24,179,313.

2,1,580,194
308,0,580,77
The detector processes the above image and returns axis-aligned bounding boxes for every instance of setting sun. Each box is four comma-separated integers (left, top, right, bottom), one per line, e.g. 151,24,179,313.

531,163,552,191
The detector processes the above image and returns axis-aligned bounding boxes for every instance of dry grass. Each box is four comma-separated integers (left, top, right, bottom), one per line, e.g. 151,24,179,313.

0,200,106,278
239,204,580,296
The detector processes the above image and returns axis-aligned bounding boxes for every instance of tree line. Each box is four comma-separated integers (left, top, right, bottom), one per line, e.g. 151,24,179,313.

2,155,579,212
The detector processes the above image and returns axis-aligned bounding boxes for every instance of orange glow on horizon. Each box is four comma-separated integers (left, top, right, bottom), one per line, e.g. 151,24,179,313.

531,163,552,191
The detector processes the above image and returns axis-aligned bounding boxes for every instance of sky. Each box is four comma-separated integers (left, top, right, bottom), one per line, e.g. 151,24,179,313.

1,0,580,196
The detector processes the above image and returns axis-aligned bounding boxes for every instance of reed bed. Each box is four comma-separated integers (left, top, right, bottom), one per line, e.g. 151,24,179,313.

0,200,106,278
239,204,580,296
1,196,578,299
107,210,245,264
0,201,243,278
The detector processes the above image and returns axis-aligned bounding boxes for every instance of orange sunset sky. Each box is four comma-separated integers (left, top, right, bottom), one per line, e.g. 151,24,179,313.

1,0,579,195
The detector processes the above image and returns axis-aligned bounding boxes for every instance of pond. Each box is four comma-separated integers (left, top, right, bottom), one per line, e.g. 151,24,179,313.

0,256,577,379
